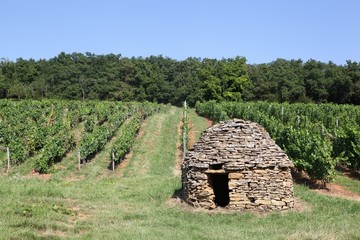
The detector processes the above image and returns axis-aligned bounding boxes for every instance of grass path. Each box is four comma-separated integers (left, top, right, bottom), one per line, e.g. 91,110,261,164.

1,107,360,239
118,107,181,177
187,108,210,147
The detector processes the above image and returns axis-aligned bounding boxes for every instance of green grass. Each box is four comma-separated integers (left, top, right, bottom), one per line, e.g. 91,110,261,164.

335,174,360,195
1,107,360,239
187,108,209,140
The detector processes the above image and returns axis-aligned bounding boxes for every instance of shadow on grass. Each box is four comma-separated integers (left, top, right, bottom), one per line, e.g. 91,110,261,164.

172,187,183,199
107,161,114,171
336,165,360,181
291,168,327,189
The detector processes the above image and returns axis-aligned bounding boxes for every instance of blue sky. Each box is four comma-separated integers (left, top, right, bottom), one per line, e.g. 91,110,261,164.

1,0,359,64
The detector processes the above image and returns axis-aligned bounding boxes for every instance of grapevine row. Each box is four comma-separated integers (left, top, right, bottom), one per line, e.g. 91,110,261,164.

0,100,169,173
111,114,142,164
195,101,360,184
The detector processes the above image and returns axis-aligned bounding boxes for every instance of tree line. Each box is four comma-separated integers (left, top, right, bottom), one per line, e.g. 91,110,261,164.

0,52,359,106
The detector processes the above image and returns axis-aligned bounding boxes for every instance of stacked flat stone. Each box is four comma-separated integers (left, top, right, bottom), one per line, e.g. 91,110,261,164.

181,119,294,211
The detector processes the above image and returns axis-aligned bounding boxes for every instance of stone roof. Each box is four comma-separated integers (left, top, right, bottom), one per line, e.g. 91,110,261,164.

184,119,294,171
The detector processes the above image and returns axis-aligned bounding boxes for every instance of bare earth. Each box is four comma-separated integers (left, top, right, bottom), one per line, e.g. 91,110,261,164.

312,183,360,202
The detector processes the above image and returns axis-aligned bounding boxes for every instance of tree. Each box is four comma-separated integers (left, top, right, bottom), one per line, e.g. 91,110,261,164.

173,57,204,106
0,52,358,105
198,58,223,101
0,64,7,98
268,59,305,102
244,63,277,101
7,81,27,99
345,60,360,105
326,61,352,104
303,59,328,102
221,57,250,101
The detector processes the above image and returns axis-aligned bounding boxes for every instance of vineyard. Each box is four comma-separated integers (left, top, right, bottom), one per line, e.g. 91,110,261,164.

0,101,360,239
2,99,359,181
0,99,169,173
195,101,360,184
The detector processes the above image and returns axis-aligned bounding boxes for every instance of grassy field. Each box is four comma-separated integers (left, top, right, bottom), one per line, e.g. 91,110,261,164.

1,107,360,239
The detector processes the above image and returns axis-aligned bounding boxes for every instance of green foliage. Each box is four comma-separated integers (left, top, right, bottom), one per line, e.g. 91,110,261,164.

221,56,250,101
110,101,169,164
277,126,336,183
84,115,96,132
195,100,228,122
80,125,113,160
0,99,169,172
198,57,250,102
78,101,168,163
111,115,141,163
35,132,74,173
333,127,360,170
1,53,359,105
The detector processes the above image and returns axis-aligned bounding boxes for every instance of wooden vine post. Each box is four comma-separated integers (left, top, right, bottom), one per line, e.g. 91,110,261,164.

111,150,115,171
0,146,10,173
6,147,10,173
77,150,81,170
183,100,187,160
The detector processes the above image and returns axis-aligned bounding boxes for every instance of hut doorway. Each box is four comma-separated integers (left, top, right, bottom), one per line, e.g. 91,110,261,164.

209,174,230,207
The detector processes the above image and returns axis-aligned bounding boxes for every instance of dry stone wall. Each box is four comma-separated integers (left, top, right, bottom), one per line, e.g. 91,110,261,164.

181,119,294,211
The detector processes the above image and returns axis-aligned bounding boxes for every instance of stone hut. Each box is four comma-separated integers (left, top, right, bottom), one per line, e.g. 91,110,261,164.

181,119,294,211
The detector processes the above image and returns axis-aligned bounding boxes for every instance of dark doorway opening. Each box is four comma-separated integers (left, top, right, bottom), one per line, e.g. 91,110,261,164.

209,174,230,207
209,163,224,170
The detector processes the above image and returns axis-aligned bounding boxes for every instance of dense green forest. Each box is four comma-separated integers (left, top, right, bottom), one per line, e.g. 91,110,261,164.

0,52,359,106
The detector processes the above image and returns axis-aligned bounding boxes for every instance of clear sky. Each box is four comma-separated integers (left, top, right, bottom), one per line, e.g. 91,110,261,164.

1,0,359,64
